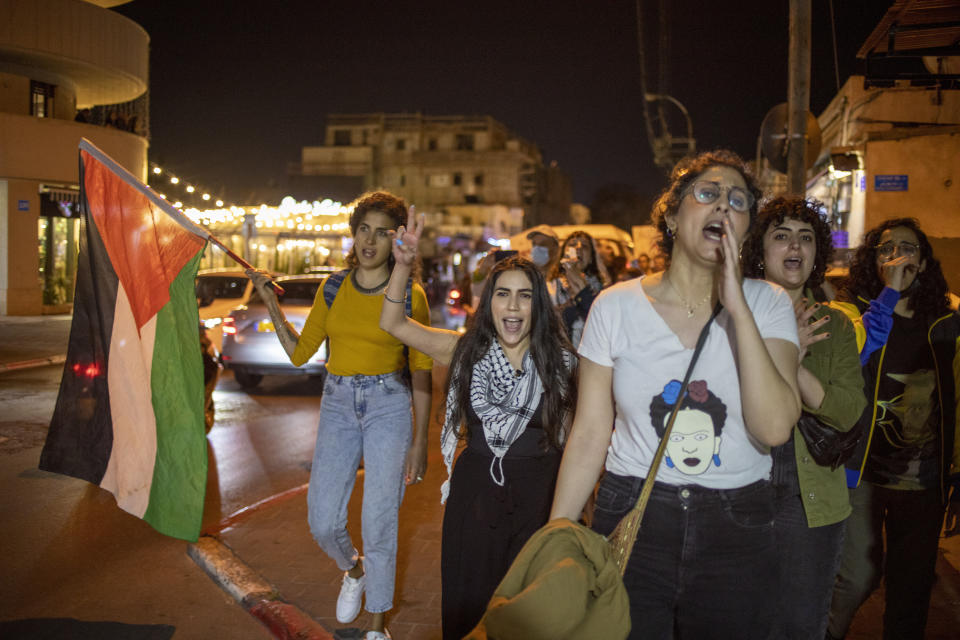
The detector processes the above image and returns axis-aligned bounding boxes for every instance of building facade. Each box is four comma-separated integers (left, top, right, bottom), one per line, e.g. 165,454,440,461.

288,113,572,242
0,0,149,315
806,75,960,290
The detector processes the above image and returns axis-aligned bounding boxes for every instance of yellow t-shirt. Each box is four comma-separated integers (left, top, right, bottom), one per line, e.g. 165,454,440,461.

291,273,433,376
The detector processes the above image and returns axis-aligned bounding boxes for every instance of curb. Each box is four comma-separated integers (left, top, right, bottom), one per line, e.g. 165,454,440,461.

188,535,335,640
0,354,66,374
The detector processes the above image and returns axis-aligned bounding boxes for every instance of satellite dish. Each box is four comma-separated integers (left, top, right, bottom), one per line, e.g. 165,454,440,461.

760,103,822,174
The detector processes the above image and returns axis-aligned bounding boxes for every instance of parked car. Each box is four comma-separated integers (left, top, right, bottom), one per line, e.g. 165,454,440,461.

220,275,328,389
196,268,258,351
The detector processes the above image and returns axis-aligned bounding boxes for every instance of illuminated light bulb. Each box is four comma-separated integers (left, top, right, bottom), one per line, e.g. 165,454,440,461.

152,166,162,174
186,186,195,193
297,224,304,230
173,201,183,208
202,193,211,200
159,194,167,199
170,177,179,184
322,224,330,231
215,200,223,207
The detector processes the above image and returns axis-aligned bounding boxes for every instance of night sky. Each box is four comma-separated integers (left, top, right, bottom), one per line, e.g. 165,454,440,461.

113,0,893,209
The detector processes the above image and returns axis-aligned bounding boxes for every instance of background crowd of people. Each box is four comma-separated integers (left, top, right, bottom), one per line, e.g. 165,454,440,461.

246,148,958,639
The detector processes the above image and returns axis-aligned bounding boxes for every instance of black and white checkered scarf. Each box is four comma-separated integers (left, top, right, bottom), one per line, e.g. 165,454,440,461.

440,341,573,503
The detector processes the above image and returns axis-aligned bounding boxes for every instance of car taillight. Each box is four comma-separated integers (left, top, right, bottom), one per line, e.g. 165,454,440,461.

222,317,237,335
448,288,461,300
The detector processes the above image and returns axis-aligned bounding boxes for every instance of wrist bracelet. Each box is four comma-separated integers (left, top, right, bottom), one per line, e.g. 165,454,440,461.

384,292,405,304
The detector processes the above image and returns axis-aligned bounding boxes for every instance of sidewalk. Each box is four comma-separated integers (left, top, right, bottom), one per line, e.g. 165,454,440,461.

0,314,72,372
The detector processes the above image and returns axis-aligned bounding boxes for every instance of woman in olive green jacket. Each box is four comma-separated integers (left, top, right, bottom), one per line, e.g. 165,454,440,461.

741,196,865,639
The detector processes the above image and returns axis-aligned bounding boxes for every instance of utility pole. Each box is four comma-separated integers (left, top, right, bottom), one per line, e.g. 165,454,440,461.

787,0,812,195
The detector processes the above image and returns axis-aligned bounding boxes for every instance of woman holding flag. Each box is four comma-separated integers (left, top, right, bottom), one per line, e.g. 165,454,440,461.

247,191,432,640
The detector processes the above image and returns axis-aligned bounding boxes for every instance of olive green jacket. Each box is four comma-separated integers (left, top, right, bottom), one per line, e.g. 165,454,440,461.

792,292,866,527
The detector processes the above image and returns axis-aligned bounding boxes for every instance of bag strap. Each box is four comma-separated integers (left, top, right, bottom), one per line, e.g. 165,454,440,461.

609,302,722,574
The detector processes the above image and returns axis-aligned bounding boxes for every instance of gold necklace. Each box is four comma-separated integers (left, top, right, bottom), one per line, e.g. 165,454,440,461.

664,274,712,318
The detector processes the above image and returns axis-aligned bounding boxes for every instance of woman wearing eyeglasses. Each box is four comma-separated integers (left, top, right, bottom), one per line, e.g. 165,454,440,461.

826,218,960,640
550,150,802,639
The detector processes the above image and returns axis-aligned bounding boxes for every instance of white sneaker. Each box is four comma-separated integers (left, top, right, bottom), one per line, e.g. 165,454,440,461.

335,570,365,623
365,629,391,640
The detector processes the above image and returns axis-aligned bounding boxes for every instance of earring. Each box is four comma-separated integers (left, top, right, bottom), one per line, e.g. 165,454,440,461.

757,260,765,276
712,453,721,467
665,456,675,469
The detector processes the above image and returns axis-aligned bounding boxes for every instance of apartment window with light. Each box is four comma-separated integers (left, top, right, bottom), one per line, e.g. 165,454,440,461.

31,81,55,118
455,134,474,151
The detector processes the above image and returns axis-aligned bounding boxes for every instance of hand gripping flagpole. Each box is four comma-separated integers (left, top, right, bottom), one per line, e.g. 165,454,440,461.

78,138,284,295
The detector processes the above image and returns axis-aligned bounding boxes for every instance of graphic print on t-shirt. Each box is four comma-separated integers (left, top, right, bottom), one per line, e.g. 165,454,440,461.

650,379,728,475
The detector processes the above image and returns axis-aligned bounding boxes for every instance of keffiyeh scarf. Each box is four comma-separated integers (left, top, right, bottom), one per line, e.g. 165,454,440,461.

439,342,574,503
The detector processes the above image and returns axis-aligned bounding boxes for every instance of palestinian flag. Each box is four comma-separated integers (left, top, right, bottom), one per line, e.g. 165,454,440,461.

40,139,209,541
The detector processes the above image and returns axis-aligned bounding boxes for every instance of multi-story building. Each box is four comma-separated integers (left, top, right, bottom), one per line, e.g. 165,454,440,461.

0,0,149,315
288,113,571,243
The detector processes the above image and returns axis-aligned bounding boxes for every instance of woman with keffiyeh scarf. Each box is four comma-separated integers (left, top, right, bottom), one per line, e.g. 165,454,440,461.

380,209,578,640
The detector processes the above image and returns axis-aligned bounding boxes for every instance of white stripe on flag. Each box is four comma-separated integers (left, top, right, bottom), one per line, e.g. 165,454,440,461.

100,281,158,518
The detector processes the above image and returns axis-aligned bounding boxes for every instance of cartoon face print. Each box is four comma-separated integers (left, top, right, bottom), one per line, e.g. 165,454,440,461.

666,408,722,475
650,379,727,475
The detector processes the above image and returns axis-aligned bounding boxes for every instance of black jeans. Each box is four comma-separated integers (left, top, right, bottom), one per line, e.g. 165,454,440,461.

769,440,846,640
592,472,777,640
827,481,943,640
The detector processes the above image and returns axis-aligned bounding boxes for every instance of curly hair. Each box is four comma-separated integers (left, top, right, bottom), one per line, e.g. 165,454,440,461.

840,217,949,322
651,149,762,259
445,256,577,450
741,196,833,290
344,190,420,279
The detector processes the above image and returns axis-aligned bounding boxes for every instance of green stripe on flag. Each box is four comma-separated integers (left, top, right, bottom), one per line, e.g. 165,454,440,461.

143,248,208,541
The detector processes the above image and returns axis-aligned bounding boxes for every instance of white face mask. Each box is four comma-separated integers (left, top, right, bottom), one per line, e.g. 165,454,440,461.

531,245,551,267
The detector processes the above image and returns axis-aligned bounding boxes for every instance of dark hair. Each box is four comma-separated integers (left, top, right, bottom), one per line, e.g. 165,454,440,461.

840,217,949,322
650,380,727,438
445,256,577,449
560,230,605,283
344,190,419,278
741,196,833,290
651,150,762,259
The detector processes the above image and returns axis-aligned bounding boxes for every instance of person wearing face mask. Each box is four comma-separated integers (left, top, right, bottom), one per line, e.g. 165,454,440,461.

525,225,561,280
826,218,960,640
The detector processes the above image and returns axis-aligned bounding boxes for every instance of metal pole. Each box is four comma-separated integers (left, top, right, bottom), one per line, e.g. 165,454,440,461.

787,0,812,195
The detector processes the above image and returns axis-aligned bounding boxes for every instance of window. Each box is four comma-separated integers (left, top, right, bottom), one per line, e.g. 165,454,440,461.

455,134,474,151
400,175,406,187
395,138,406,151
453,172,462,186
428,138,438,151
333,129,351,146
474,173,484,186
31,81,55,118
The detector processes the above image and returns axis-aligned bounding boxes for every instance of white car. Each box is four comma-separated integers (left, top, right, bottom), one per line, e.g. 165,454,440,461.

220,275,328,389
196,268,257,351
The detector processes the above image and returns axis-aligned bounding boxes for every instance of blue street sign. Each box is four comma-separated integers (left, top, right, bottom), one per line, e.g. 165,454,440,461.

17,199,29,211
874,175,908,192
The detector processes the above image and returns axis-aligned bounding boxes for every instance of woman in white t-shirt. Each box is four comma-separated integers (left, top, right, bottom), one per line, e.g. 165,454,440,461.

550,150,802,639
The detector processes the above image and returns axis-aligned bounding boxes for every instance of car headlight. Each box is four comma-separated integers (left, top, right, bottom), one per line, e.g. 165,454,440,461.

203,317,223,329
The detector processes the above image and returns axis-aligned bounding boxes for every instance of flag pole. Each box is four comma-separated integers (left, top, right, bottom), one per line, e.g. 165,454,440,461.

78,139,283,295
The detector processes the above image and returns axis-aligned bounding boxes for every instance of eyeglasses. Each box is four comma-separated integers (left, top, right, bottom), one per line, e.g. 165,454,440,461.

875,241,919,259
683,181,755,213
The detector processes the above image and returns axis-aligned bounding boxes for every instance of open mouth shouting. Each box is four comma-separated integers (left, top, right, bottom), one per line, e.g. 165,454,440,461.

783,255,804,272
703,220,724,242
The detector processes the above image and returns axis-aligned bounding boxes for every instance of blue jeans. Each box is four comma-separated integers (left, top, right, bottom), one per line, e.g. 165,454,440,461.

306,371,412,614
769,441,846,640
827,481,942,639
592,472,777,640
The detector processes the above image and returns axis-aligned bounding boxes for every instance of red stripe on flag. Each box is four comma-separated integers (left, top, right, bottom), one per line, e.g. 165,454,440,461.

82,150,205,331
